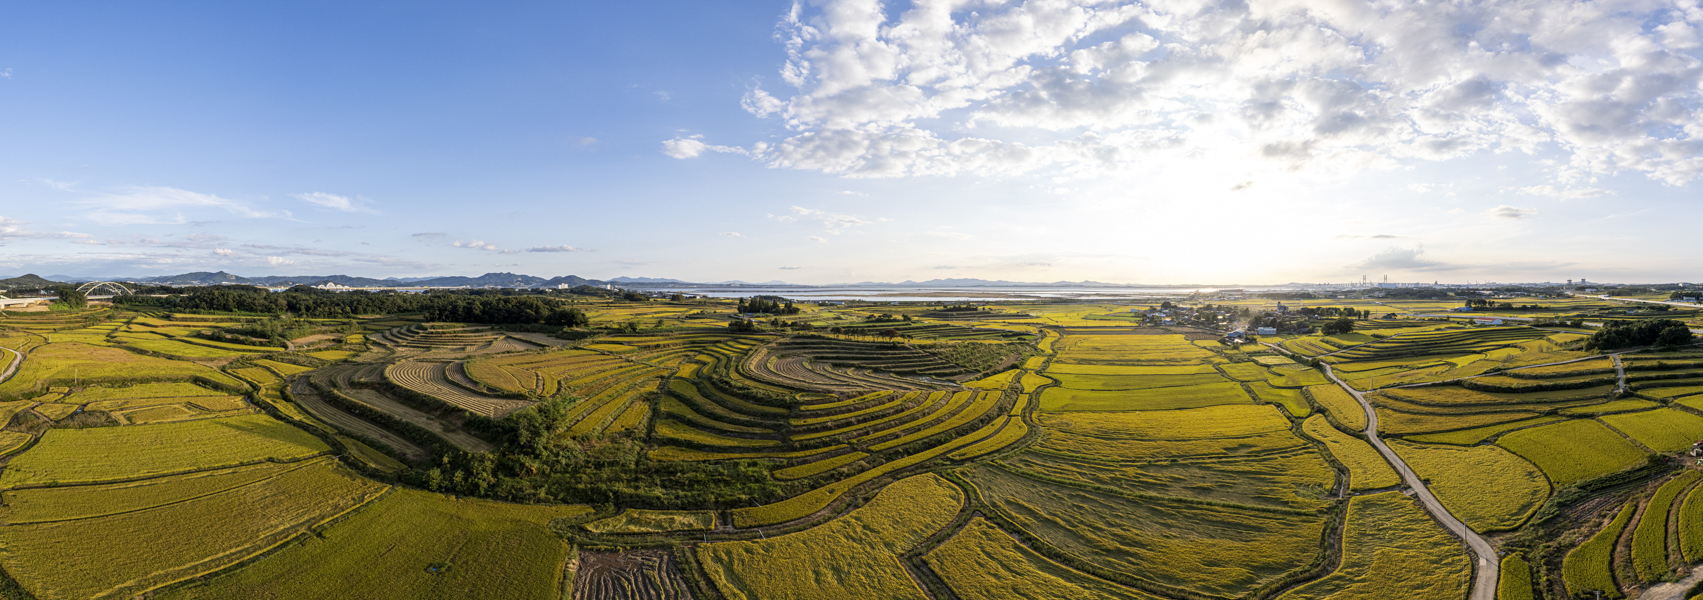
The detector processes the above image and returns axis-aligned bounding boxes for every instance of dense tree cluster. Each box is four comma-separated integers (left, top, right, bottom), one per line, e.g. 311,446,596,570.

414,395,789,507
1320,318,1356,335
115,286,588,326
54,288,87,309
736,296,799,315
1584,319,1694,351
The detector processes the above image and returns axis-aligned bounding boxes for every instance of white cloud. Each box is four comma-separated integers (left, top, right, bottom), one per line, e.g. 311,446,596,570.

75,186,289,225
721,231,744,238
808,235,827,243
214,248,234,257
662,135,748,159
778,206,871,233
266,256,295,266
453,239,502,251
926,227,973,240
0,216,92,241
576,137,598,147
679,0,1703,184
1490,205,1537,219
293,192,377,213
524,245,585,253
0,68,10,79
779,266,802,270
1518,185,1615,200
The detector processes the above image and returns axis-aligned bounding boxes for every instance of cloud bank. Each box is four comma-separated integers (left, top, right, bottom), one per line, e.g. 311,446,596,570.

667,0,1703,184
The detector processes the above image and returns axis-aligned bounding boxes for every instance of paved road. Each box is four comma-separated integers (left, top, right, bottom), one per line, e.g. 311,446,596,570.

1320,362,1499,600
1614,354,1628,394
0,345,20,384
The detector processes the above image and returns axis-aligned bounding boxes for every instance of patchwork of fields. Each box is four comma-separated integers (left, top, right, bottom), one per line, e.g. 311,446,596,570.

2,299,1701,599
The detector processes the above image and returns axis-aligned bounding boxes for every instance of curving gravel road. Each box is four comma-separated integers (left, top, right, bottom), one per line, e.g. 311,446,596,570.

1321,363,1498,600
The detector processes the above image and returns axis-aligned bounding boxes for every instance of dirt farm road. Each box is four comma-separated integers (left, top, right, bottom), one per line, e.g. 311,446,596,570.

1322,363,1499,600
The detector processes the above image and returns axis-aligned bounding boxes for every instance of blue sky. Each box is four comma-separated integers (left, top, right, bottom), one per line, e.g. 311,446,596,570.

2,1,1699,285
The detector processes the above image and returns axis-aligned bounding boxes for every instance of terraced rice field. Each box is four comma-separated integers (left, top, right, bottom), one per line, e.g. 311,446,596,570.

743,337,976,392
1563,503,1637,599
925,517,1165,600
1497,419,1647,485
0,458,384,600
387,360,533,417
1389,440,1550,532
0,342,244,399
1300,415,1399,491
0,414,330,488
582,509,715,534
1278,492,1470,599
699,473,963,600
572,550,693,600
965,463,1329,598
162,488,591,600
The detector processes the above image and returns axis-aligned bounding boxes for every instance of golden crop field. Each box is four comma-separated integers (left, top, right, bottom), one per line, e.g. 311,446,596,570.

1278,492,1470,599
1496,419,1648,485
1389,440,1550,532
0,458,384,600
699,473,963,600
1,414,330,487
0,342,244,398
162,488,591,600
1300,415,1399,491
925,516,1166,600
581,509,715,534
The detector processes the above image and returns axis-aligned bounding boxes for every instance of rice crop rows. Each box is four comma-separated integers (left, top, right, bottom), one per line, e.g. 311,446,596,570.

699,473,963,600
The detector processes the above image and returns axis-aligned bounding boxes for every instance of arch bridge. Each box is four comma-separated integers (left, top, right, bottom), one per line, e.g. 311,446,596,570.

75,281,133,296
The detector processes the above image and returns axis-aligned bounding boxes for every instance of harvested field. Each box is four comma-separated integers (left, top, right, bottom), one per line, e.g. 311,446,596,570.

287,377,428,463
572,550,692,600
388,360,534,417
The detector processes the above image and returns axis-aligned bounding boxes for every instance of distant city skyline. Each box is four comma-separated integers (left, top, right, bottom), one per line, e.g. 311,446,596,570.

1,1,1698,284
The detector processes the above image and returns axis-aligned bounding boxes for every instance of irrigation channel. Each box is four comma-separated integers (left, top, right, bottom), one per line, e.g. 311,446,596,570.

1320,362,1498,600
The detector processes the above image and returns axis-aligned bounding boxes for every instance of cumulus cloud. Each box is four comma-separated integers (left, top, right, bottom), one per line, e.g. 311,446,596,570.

662,135,748,159
674,0,1703,184
214,248,234,257
1490,205,1537,219
808,235,827,243
524,245,585,253
266,256,295,266
294,192,377,213
453,239,502,251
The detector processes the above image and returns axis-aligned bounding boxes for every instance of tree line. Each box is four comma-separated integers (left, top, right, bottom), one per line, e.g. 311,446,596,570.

116,286,589,326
